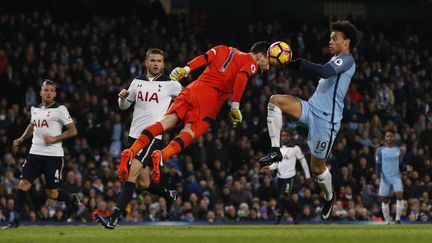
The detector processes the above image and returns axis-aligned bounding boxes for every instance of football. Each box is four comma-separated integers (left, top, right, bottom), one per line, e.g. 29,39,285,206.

267,41,293,66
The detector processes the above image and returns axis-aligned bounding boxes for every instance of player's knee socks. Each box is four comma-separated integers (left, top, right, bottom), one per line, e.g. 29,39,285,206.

396,200,403,221
146,183,170,199
116,181,136,212
131,122,164,154
316,167,333,201
162,132,194,161
278,198,288,215
381,202,390,222
56,189,73,202
267,103,283,147
13,189,27,213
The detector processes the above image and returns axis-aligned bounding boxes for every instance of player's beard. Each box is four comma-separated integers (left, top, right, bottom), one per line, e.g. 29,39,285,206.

148,67,162,77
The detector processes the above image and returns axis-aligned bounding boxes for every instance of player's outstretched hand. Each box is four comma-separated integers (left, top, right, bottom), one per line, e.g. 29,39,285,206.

283,59,302,71
170,66,190,81
13,138,23,147
229,109,242,127
118,89,130,99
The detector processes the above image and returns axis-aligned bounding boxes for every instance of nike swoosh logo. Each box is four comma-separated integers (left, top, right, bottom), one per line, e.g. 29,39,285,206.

322,193,334,219
271,154,276,159
322,209,332,219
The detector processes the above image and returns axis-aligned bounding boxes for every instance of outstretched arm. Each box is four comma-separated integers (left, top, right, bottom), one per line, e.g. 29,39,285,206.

298,59,337,79
286,54,355,79
170,47,218,81
187,47,217,71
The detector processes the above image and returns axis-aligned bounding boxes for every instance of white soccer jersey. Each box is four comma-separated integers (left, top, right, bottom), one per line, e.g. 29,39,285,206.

125,78,182,139
29,103,74,157
269,145,311,179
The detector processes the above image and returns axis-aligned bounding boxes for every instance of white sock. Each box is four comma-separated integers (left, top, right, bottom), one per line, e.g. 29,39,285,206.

267,103,282,147
316,167,333,201
382,202,391,223
396,200,403,221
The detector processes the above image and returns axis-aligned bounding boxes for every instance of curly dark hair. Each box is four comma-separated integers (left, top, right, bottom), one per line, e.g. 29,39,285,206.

330,20,361,49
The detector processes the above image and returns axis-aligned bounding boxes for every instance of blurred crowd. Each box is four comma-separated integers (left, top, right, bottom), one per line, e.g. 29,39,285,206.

0,6,431,224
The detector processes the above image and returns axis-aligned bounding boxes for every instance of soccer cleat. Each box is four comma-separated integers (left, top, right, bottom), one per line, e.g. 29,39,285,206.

169,190,179,201
2,219,19,229
71,194,81,213
259,147,283,166
320,191,335,221
65,194,81,217
275,213,283,225
396,220,401,224
151,150,164,183
166,190,179,211
93,213,117,230
118,149,133,183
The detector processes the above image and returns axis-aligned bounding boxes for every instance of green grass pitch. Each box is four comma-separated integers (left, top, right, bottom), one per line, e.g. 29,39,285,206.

0,225,431,243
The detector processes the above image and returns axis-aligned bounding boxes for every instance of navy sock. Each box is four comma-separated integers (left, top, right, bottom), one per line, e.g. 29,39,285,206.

116,181,136,212
57,189,74,202
147,183,170,199
14,189,27,213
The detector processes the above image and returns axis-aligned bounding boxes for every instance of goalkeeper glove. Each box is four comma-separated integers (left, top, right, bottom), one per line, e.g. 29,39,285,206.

229,102,242,127
170,66,190,81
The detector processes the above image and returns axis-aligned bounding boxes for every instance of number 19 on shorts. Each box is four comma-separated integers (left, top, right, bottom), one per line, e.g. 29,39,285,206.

314,140,328,153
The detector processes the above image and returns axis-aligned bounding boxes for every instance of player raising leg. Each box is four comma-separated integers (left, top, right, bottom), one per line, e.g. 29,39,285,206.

260,20,360,221
120,42,270,185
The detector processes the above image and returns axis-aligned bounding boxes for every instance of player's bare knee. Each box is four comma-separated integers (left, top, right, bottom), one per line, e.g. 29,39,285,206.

183,126,196,139
161,113,178,130
311,166,323,176
18,180,32,191
395,192,403,200
137,178,150,189
269,95,281,107
136,167,151,189
45,189,58,199
381,197,389,203
311,162,326,176
126,167,140,182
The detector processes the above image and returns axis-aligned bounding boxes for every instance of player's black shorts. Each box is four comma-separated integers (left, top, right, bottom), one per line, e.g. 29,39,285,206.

21,154,64,189
127,136,163,167
277,177,295,196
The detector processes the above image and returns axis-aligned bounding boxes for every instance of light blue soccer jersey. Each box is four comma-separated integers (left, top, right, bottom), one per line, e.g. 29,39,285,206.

376,146,402,181
309,54,356,123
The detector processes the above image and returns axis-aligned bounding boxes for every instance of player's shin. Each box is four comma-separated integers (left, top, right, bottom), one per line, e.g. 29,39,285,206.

267,103,283,148
147,183,170,198
382,202,391,223
131,122,164,154
161,132,194,161
56,189,74,202
115,181,136,215
316,167,333,201
12,189,27,219
396,200,403,221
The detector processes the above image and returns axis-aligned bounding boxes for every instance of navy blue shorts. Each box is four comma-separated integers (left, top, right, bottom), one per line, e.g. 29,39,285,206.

127,136,164,167
277,177,295,196
21,154,64,189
